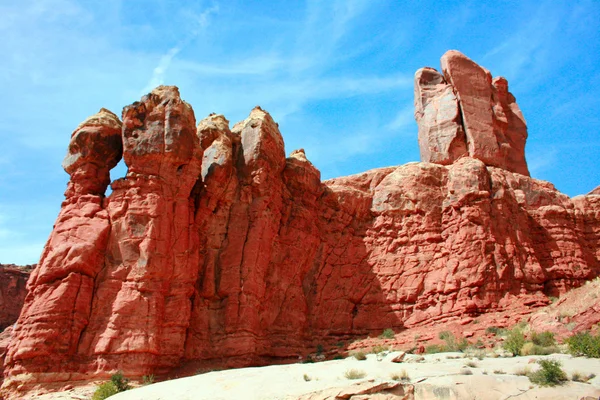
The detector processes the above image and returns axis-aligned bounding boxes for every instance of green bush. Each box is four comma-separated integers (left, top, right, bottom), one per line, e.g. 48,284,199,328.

565,331,600,358
521,342,560,356
110,371,131,392
435,332,469,352
93,371,131,400
425,344,443,354
92,382,119,400
503,328,525,356
528,359,567,386
485,326,502,335
142,374,154,385
380,328,395,339
531,331,556,347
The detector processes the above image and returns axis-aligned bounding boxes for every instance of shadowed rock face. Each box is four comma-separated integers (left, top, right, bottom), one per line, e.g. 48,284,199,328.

3,57,600,397
0,265,33,331
415,50,529,176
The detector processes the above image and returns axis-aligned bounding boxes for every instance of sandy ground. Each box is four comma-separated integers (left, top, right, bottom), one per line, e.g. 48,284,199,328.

36,352,593,400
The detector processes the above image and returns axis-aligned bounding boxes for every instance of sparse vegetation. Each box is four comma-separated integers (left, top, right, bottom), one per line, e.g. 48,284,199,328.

503,327,526,356
344,369,367,380
353,351,367,360
425,331,469,353
531,331,556,347
316,344,324,355
110,371,131,392
390,369,410,382
425,344,443,354
565,331,600,358
381,328,395,339
520,342,559,356
485,326,503,336
515,366,531,376
571,371,595,383
303,373,312,382
142,374,154,385
494,369,506,374
92,372,131,400
465,361,478,368
371,344,389,354
528,359,567,387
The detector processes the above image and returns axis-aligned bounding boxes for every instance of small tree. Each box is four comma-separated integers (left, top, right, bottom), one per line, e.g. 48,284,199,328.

503,328,525,356
529,359,567,386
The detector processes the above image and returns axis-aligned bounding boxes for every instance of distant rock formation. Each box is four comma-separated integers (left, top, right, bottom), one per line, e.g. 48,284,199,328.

2,51,600,397
0,264,32,331
415,50,529,176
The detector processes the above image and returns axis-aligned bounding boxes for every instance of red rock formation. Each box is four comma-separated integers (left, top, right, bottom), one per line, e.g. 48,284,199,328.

4,108,122,391
416,50,529,176
2,54,600,397
0,264,32,331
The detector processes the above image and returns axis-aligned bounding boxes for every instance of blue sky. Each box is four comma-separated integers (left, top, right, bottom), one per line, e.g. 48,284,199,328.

1,0,599,265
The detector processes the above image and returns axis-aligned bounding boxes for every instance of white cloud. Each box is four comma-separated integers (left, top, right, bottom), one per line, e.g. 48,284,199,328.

386,104,416,131
527,147,558,177
141,4,219,94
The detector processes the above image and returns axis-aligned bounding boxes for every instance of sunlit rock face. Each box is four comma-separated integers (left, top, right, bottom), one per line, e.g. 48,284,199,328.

3,52,600,398
415,50,529,176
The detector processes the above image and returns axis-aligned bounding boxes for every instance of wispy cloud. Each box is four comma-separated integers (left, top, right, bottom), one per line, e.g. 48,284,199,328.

386,104,416,132
527,146,559,177
141,4,219,94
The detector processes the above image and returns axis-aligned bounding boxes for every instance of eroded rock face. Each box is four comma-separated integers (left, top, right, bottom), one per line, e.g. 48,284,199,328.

0,265,32,331
415,50,529,176
3,59,600,397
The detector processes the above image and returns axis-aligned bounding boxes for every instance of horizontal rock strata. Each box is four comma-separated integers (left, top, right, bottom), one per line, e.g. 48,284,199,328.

2,52,600,397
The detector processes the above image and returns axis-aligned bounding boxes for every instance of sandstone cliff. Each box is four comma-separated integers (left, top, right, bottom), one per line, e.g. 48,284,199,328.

2,51,599,396
0,264,32,331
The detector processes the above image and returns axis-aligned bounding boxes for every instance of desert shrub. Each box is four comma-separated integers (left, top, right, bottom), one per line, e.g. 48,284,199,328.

303,373,312,382
485,326,502,335
92,382,119,400
514,366,531,376
371,344,389,354
92,372,131,400
316,344,324,355
303,355,315,363
465,361,478,368
432,332,469,353
460,368,473,375
142,374,154,385
503,328,525,356
565,331,600,358
353,351,367,360
571,371,594,383
390,369,410,382
110,371,130,392
381,328,395,339
528,359,567,386
494,369,505,374
344,369,366,380
531,331,556,347
425,344,443,354
521,342,559,356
